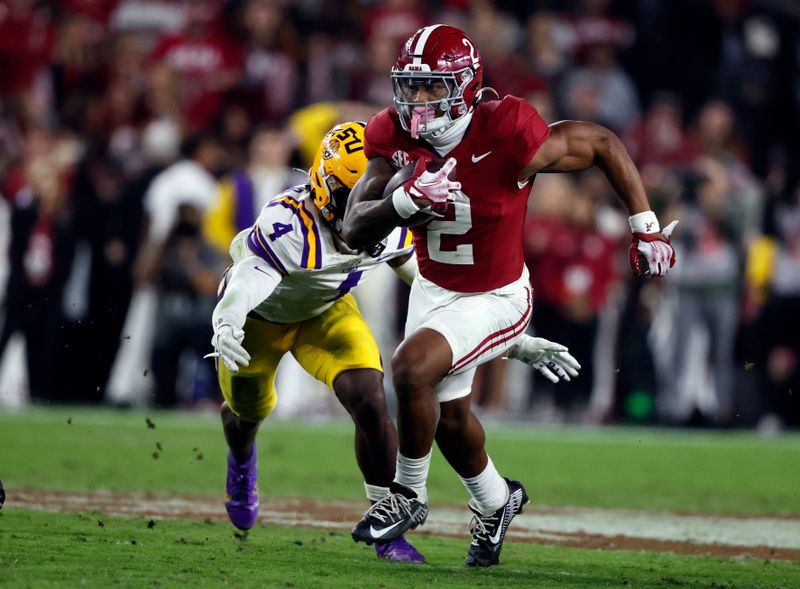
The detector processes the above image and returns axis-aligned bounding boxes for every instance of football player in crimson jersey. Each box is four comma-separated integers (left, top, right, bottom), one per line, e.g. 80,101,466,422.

344,24,677,567
208,121,576,564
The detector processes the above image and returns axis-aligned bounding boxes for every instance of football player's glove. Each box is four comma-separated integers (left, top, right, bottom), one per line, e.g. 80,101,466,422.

402,156,460,212
207,323,250,373
629,219,679,278
507,335,581,383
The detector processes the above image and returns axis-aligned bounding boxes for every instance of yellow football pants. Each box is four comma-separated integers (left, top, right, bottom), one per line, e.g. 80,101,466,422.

218,294,382,422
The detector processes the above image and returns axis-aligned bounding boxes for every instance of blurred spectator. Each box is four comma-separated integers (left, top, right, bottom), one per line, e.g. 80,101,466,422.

624,93,698,169
467,1,524,97
136,132,227,282
525,174,619,420
0,128,79,401
151,203,224,407
204,125,304,256
659,157,748,425
0,0,55,124
558,40,640,132
524,11,572,81
239,0,300,122
147,0,242,130
693,100,762,245
746,179,800,430
713,0,785,179
51,10,108,129
107,131,223,406
362,0,428,45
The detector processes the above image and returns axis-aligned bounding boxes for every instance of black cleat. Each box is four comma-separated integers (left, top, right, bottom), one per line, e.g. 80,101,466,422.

465,478,529,567
352,482,429,545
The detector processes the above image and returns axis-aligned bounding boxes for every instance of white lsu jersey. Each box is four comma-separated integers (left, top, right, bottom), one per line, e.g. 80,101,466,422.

231,185,414,323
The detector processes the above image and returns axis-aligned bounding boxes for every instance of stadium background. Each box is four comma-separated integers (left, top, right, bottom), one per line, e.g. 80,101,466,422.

2,0,800,426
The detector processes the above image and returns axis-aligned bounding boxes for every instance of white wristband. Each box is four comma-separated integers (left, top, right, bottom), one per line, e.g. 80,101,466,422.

391,254,417,285
391,186,422,219
629,211,660,234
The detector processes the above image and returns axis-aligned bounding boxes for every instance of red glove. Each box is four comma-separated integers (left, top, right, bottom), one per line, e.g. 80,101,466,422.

629,220,679,277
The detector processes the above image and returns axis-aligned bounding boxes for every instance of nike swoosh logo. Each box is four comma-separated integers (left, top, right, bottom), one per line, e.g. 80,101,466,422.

253,266,273,276
488,504,508,544
416,179,440,187
471,151,491,163
369,520,404,539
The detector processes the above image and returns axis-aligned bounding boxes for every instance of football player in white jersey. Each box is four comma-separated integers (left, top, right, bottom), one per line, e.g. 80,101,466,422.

208,121,579,563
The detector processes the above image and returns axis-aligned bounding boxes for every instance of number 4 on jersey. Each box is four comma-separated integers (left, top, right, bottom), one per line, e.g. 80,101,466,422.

268,222,292,242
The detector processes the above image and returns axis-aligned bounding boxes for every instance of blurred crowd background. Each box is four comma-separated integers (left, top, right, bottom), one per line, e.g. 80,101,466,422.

1,0,799,432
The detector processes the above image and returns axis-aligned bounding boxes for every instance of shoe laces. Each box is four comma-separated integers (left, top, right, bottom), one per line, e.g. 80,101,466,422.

468,511,500,543
229,466,256,498
366,493,412,523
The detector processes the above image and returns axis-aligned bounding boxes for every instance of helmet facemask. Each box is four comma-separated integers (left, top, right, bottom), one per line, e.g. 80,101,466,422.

317,172,350,234
392,67,476,139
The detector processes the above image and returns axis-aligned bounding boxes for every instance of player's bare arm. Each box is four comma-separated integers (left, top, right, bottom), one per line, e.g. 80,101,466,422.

524,120,678,277
341,157,402,250
522,121,650,215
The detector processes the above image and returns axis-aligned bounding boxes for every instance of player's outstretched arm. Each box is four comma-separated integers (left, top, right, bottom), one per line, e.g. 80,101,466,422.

208,256,282,372
523,121,677,277
341,157,403,250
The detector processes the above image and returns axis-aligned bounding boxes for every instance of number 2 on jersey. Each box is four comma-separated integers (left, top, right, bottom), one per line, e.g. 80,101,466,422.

427,190,474,265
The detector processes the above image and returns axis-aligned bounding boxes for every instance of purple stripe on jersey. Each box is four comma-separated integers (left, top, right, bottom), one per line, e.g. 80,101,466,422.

270,199,313,269
233,171,256,231
397,227,409,249
247,226,288,274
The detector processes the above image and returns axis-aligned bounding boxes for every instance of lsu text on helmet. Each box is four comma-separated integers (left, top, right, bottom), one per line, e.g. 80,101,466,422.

310,121,367,233
392,24,483,139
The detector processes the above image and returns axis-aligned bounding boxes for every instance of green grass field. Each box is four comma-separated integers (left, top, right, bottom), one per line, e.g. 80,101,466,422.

1,407,799,588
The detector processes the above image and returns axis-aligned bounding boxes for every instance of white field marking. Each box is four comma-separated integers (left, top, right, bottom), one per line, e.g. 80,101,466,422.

12,490,800,551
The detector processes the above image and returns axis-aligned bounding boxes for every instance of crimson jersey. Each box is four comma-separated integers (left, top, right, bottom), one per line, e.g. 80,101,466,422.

365,96,550,292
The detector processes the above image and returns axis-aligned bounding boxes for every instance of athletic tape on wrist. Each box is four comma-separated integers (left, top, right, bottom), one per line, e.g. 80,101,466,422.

629,211,660,234
392,186,422,219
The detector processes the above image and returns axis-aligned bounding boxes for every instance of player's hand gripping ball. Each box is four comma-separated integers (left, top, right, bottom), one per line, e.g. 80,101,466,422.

384,157,459,227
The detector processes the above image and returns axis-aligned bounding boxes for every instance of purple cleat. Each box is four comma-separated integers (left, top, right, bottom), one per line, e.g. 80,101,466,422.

225,443,259,530
374,535,425,563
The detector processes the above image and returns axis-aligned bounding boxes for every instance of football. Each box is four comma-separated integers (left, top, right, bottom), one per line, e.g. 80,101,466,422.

383,159,454,227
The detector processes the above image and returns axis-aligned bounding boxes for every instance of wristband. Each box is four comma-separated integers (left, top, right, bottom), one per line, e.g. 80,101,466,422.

629,211,660,234
392,255,418,285
391,186,422,219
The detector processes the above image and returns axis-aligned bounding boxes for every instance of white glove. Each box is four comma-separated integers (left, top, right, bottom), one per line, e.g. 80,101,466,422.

506,335,581,383
402,156,460,213
206,324,250,373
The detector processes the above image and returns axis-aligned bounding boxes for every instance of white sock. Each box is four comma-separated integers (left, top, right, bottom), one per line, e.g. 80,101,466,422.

460,456,509,515
364,483,390,503
395,451,431,504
